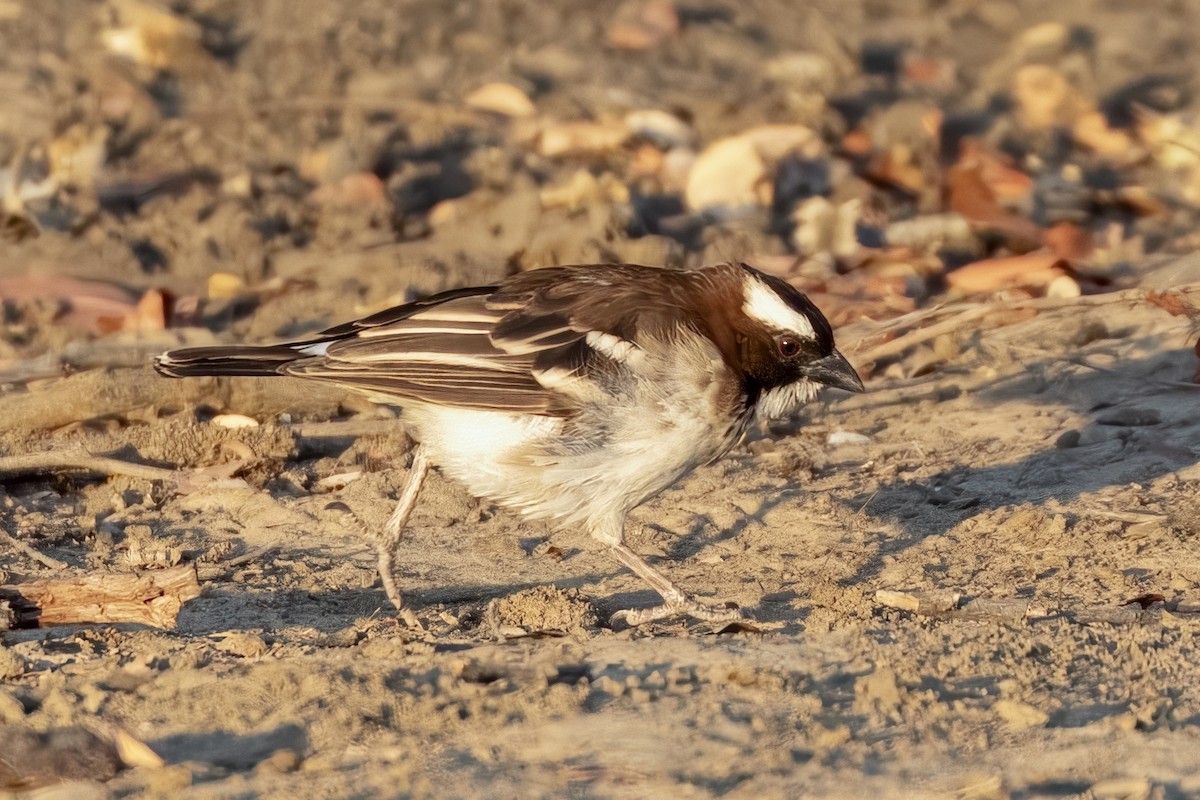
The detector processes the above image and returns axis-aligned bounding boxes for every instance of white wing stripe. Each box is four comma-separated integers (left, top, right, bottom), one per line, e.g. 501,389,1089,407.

585,330,643,364
332,351,524,370
358,325,491,336
410,310,501,323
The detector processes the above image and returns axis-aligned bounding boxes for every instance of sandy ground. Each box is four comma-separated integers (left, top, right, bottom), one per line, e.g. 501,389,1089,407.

2,1,1200,798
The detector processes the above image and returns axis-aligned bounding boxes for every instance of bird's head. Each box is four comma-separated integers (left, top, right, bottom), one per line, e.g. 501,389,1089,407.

731,264,864,418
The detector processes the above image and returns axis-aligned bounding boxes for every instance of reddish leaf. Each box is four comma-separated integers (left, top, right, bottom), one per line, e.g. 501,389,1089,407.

947,254,1070,294
1043,221,1092,260
1146,291,1195,319
1121,593,1166,610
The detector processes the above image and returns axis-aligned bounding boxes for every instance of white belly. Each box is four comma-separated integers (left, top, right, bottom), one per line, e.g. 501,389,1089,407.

401,336,747,544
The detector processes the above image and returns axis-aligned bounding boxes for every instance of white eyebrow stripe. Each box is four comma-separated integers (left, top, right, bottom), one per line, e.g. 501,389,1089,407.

742,278,815,337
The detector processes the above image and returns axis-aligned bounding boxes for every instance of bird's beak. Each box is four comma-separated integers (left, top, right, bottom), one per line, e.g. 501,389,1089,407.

804,349,865,393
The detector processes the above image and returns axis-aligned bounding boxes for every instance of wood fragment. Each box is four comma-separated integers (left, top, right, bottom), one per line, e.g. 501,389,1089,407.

0,600,13,632
0,563,200,629
0,450,178,482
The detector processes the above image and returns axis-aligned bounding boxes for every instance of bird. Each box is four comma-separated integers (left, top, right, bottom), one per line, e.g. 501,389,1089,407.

154,261,864,626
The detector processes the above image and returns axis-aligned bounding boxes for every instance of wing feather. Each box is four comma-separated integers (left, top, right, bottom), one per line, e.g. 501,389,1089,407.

282,264,703,416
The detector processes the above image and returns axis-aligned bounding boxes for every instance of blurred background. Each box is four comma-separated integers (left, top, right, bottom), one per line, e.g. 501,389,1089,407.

5,4,1200,796
2,0,1198,368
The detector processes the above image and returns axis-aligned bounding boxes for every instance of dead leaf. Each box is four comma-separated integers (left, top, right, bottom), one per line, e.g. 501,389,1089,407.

129,289,167,332
1073,111,1139,161
947,140,1041,247
1146,290,1196,319
841,129,873,156
947,254,1070,294
0,274,158,335
1043,221,1092,260
869,143,926,194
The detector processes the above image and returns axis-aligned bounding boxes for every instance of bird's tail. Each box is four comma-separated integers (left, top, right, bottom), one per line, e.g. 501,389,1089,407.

153,344,309,378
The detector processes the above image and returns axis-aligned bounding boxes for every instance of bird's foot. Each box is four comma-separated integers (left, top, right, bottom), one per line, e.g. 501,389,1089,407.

610,594,743,627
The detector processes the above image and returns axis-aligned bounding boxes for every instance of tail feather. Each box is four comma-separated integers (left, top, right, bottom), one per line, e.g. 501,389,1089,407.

153,345,307,378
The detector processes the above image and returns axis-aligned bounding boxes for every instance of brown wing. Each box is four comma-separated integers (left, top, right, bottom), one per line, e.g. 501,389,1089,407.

282,264,710,415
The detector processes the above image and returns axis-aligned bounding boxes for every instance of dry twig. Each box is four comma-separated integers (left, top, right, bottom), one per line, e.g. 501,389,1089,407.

0,528,69,571
0,450,177,482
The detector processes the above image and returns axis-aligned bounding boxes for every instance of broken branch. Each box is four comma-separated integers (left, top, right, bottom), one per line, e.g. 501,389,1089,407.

0,563,200,630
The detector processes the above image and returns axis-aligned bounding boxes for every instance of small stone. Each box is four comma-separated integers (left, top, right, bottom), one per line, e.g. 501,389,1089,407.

993,699,1049,729
1075,425,1116,446
212,632,268,659
686,125,822,217
1055,430,1081,448
211,413,259,429
624,109,694,148
1046,274,1081,298
827,430,871,447
143,764,193,794
812,724,851,749
764,51,838,94
464,82,536,118
0,646,25,679
258,748,302,774
0,690,26,722
854,667,901,716
206,272,245,300
1089,777,1151,800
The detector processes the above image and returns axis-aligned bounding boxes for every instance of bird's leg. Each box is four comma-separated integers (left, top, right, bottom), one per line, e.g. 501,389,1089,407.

608,542,743,626
376,444,430,626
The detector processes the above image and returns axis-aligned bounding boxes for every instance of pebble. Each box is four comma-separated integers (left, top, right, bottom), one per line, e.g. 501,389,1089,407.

827,430,871,446
624,109,694,148
0,690,26,722
993,698,1049,729
1089,777,1152,800
1055,429,1081,448
764,51,838,94
0,646,26,679
464,82,535,117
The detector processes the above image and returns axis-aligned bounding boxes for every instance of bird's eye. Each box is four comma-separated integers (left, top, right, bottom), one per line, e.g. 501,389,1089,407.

778,335,801,357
